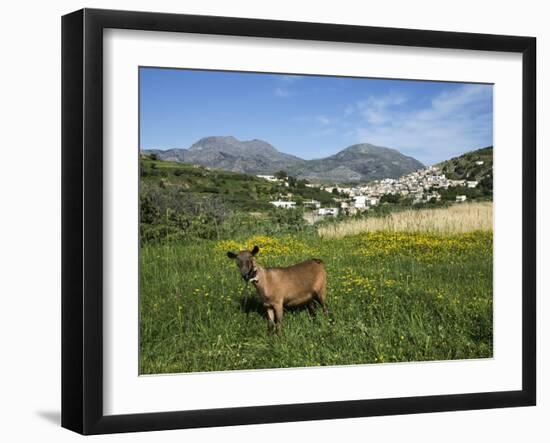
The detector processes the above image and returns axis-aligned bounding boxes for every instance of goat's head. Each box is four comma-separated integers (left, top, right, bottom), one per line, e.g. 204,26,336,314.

227,246,259,282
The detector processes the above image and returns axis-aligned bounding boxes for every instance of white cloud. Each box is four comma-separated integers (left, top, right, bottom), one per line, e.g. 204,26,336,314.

273,75,303,97
316,115,333,125
274,87,291,98
348,84,493,164
293,114,340,129
356,92,407,125
344,104,355,116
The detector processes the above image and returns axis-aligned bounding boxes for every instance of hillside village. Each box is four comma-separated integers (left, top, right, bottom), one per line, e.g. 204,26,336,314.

264,160,491,218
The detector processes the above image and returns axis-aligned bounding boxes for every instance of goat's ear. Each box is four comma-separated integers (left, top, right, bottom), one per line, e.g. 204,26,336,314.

251,245,259,256
227,251,237,259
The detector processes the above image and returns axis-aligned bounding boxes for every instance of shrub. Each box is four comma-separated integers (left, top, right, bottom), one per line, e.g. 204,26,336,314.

139,184,231,243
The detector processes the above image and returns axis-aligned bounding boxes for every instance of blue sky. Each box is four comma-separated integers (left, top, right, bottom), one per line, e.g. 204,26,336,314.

140,67,493,165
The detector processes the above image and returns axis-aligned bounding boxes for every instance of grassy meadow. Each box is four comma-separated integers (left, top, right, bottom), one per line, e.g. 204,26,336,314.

140,203,493,374
318,201,493,238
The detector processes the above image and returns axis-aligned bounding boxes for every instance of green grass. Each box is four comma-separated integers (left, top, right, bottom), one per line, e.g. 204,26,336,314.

139,230,493,374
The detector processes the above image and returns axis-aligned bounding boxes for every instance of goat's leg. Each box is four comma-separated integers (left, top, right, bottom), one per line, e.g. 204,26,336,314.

266,307,276,334
273,303,284,335
314,291,329,317
320,299,329,317
307,300,317,318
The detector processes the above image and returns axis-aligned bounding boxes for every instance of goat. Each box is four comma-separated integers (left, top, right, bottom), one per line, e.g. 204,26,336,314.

227,246,328,333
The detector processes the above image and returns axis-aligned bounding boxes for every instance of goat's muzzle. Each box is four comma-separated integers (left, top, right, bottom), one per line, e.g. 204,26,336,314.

242,267,258,283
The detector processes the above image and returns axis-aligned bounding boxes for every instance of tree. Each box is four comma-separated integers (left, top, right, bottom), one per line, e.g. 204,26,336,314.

479,175,493,196
380,193,400,204
274,170,288,180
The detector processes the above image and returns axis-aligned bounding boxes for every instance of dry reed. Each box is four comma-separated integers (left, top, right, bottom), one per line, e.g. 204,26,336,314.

318,202,493,238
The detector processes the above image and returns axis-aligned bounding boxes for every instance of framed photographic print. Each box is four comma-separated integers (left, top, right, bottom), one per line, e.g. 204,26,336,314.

61,8,536,435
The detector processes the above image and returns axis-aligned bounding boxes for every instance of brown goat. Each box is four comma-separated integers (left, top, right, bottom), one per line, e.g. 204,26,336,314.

227,246,328,333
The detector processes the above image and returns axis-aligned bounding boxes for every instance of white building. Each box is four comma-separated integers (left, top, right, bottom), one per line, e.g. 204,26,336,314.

467,181,478,188
318,207,339,216
270,200,296,209
449,179,467,187
303,199,321,209
256,175,278,182
456,195,467,202
425,192,441,202
353,196,367,209
475,160,485,165
352,195,380,209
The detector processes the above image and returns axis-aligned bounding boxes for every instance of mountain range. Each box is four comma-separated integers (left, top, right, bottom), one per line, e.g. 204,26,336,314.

143,136,424,183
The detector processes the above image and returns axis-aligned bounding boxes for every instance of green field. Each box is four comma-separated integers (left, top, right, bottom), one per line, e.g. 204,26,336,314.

139,229,493,374
139,154,493,374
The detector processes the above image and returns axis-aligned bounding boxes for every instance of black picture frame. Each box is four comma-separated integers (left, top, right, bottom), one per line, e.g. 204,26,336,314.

62,8,536,435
